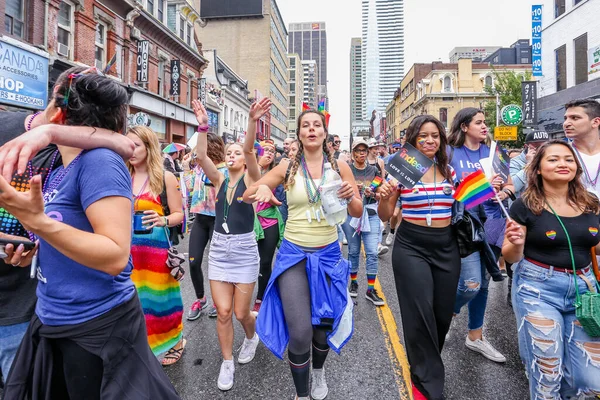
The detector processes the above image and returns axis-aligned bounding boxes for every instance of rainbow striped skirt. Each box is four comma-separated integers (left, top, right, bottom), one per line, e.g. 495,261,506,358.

131,227,184,356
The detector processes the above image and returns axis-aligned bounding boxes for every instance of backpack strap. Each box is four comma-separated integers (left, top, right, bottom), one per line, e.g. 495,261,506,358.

159,172,170,216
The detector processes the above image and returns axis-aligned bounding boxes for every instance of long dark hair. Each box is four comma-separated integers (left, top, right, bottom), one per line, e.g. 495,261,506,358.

447,107,484,148
286,110,336,189
405,115,452,182
522,140,599,215
53,67,128,132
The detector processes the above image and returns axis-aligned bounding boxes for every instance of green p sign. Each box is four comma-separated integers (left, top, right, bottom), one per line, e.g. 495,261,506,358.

501,105,524,126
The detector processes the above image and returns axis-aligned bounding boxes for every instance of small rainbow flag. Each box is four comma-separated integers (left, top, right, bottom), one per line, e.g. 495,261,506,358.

318,99,326,112
453,170,496,209
323,110,331,127
302,102,310,112
369,176,383,191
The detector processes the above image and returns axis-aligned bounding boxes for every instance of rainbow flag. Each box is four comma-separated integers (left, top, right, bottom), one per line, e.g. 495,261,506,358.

318,99,326,112
323,110,331,127
453,170,496,209
302,102,310,112
369,176,383,191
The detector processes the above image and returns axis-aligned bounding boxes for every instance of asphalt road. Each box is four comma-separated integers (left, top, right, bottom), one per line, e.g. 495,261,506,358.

165,234,530,400
0,234,530,400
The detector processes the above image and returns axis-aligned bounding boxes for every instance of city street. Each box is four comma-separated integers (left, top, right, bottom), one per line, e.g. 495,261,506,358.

165,234,530,400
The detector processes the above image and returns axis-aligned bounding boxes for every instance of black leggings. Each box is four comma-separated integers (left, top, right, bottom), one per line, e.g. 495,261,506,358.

392,221,461,400
50,338,103,400
188,214,215,299
256,224,279,300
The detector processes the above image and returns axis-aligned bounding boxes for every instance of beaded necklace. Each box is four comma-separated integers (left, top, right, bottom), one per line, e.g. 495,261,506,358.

26,150,60,242
300,154,327,223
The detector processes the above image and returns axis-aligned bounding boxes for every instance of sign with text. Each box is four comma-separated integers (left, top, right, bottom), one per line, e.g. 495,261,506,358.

170,59,181,96
385,143,434,189
588,44,600,81
136,40,149,82
0,40,48,109
199,78,206,105
532,5,543,77
521,81,538,127
494,126,518,141
491,142,510,183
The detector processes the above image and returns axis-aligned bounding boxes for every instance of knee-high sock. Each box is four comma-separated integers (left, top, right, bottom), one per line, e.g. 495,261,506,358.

288,350,310,397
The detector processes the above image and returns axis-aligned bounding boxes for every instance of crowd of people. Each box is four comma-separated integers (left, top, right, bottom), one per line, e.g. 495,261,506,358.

0,64,598,400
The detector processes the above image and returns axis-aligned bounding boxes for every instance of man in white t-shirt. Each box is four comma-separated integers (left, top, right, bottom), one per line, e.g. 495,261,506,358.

564,99,600,196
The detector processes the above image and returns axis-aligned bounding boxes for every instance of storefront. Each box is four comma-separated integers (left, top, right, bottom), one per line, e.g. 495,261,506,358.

0,37,49,112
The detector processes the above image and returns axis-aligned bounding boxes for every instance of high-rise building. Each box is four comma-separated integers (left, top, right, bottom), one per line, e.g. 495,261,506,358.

288,22,327,103
362,0,405,118
197,0,289,144
302,60,319,110
288,53,304,138
448,46,501,63
350,38,364,127
483,40,532,65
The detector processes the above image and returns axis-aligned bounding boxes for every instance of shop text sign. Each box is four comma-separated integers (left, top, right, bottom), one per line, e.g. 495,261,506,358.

0,40,48,109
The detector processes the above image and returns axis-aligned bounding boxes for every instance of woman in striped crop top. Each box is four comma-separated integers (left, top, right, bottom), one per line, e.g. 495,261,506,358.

378,115,461,400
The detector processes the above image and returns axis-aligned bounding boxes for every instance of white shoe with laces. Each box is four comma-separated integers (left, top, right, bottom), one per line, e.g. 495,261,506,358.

217,359,235,391
311,368,329,400
238,333,260,364
377,244,389,256
385,232,394,246
465,336,506,363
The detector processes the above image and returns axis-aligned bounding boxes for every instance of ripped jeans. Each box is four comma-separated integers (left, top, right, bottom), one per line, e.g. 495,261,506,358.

453,251,490,330
512,259,600,399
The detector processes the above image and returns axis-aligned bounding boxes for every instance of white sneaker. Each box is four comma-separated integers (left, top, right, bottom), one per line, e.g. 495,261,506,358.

311,368,329,400
342,237,348,245
377,244,389,256
465,336,506,363
238,333,260,364
217,359,235,391
385,232,394,246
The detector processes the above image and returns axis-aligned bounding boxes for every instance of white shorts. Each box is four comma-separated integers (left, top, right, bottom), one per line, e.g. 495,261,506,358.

208,231,260,284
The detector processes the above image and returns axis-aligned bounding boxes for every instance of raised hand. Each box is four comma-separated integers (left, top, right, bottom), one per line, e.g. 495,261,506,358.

192,99,209,126
250,98,272,122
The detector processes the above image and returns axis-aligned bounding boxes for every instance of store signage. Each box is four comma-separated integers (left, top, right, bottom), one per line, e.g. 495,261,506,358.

521,81,538,127
532,5,543,77
170,59,181,96
0,40,48,109
136,40,149,83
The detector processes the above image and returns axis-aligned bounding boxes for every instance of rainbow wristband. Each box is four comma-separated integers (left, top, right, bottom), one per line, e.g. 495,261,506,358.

197,125,209,133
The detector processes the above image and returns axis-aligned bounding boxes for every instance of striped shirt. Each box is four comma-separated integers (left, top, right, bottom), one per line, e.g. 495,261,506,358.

400,167,456,221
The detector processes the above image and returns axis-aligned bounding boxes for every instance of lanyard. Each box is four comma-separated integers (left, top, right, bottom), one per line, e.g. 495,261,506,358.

572,145,600,188
419,165,437,226
132,176,149,210
222,174,245,223
301,155,326,205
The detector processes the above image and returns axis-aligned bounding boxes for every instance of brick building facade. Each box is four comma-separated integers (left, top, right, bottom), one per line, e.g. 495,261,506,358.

1,0,207,143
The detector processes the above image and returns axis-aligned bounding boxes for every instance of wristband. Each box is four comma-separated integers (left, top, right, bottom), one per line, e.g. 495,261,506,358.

502,188,516,201
164,216,169,227
197,125,209,133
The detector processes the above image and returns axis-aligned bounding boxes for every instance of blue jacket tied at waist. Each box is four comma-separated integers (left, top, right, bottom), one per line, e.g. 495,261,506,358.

256,239,354,359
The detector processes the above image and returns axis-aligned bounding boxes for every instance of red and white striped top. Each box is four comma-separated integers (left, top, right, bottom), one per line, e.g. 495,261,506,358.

400,168,456,221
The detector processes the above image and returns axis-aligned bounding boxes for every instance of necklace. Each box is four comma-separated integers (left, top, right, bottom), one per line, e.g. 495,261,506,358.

419,164,437,226
221,174,245,233
572,144,600,193
301,155,326,223
28,151,82,242
132,175,149,210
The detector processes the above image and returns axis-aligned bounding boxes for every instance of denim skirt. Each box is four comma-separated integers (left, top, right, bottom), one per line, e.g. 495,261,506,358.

208,231,260,284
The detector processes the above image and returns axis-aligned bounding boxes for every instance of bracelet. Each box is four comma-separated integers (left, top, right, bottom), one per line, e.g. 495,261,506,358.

197,125,209,133
502,188,516,201
164,216,169,227
26,111,42,131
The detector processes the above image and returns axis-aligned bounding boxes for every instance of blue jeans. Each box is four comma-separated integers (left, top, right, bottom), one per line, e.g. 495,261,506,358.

512,259,600,399
453,251,490,330
0,321,29,382
341,213,380,276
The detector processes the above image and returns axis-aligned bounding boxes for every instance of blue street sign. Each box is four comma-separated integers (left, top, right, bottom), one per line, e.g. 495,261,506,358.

532,5,543,77
0,40,49,109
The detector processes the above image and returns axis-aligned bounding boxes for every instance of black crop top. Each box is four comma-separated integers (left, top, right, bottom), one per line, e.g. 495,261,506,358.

214,177,255,235
509,198,600,269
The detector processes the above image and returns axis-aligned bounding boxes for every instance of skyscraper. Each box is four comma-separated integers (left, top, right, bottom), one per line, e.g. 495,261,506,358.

350,38,364,125
288,22,327,104
302,60,319,110
362,0,404,117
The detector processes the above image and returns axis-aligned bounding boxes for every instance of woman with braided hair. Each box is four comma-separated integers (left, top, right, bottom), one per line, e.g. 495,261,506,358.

244,110,369,400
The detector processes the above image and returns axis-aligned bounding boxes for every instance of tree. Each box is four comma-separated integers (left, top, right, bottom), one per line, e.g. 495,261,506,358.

483,68,532,149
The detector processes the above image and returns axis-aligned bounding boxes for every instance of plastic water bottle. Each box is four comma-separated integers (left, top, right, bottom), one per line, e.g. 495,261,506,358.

319,162,348,226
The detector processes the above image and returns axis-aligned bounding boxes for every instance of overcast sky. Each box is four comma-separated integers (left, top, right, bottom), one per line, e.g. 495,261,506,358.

277,0,538,140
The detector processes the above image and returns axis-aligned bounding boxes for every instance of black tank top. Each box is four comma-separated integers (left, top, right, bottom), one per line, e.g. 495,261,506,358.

214,176,255,234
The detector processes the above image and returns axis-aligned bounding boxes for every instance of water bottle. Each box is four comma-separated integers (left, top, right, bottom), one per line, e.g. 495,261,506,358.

319,162,348,226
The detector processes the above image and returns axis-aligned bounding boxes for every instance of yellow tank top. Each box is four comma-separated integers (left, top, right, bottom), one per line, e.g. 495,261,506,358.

285,172,338,247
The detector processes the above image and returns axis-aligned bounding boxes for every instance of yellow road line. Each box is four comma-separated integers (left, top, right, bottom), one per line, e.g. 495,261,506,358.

360,244,412,399
374,278,413,400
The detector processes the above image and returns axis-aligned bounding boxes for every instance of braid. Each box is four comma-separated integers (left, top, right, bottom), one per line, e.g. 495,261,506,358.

323,139,339,173
286,141,304,190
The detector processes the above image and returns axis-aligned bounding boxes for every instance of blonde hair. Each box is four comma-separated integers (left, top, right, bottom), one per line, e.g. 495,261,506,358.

126,126,164,195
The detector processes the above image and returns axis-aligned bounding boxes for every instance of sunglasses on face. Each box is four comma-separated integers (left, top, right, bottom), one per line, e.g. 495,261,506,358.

353,148,368,154
334,141,341,145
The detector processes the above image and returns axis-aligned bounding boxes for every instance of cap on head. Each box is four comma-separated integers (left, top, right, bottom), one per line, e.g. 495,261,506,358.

352,138,369,151
368,138,378,148
525,130,549,144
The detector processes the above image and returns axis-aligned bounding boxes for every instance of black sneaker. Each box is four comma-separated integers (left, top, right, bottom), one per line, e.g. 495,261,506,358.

349,281,358,298
366,289,385,306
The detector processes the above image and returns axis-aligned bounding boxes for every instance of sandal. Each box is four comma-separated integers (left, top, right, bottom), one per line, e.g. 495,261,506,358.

161,338,186,366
